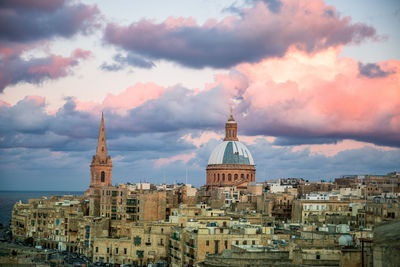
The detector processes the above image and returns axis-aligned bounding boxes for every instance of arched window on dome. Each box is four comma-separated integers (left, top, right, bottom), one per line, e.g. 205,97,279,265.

101,171,105,182
228,129,231,137
234,174,238,180
222,174,225,181
228,174,232,181
218,173,220,181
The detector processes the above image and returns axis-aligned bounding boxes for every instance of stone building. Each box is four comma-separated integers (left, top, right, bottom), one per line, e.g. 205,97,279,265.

206,111,256,190
169,222,267,267
92,222,174,265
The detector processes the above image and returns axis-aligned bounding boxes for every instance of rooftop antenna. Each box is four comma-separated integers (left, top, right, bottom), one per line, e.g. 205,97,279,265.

163,171,166,185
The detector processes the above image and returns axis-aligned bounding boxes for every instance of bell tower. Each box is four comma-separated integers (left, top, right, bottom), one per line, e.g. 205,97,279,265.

90,112,112,187
89,113,112,216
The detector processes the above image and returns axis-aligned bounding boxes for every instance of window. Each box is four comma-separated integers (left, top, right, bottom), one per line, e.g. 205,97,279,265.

241,174,244,179
107,248,109,253
222,174,225,181
101,171,105,182
228,174,232,181
124,248,127,254
206,240,209,246
96,247,98,253
218,173,220,181
134,236,141,246
234,174,238,180
252,240,255,245
243,240,247,245
115,248,118,254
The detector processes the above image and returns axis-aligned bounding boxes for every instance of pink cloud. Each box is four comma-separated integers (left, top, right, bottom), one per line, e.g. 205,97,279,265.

0,99,11,107
27,49,91,78
25,95,46,106
0,48,92,91
154,152,196,168
75,82,166,115
210,46,400,147
103,83,165,113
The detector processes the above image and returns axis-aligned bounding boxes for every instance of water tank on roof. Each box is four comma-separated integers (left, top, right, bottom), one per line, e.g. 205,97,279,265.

338,234,354,247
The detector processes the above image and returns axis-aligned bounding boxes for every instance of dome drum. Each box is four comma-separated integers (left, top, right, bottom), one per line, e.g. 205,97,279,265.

206,164,255,187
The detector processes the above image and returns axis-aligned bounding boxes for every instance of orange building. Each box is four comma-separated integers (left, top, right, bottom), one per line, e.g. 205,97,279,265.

206,111,256,190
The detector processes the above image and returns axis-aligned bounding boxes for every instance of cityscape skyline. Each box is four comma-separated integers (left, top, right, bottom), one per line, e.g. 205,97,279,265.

1,0,400,190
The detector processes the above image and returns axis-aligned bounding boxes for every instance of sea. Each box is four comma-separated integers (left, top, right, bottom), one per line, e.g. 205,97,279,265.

0,191,83,227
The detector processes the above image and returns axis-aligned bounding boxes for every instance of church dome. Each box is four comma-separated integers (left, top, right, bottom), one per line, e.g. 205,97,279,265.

208,141,254,165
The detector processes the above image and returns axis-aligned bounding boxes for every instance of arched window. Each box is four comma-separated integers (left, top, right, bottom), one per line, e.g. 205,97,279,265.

241,174,244,179
228,174,232,181
222,174,225,181
228,129,231,137
102,146,104,152
218,173,220,181
101,171,105,182
234,174,238,180
247,174,249,179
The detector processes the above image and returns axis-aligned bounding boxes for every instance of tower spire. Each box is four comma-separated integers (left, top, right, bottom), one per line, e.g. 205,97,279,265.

95,112,108,163
229,107,234,121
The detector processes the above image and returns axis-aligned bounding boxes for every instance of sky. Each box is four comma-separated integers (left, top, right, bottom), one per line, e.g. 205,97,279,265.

0,0,399,190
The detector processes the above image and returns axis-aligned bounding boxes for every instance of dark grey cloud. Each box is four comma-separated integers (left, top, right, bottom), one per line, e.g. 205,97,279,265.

101,53,155,71
358,62,394,78
0,1,99,91
0,1,99,43
238,105,400,148
104,1,377,69
0,93,399,190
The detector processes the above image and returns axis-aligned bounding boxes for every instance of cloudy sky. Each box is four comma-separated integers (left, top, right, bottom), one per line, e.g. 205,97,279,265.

1,0,399,190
